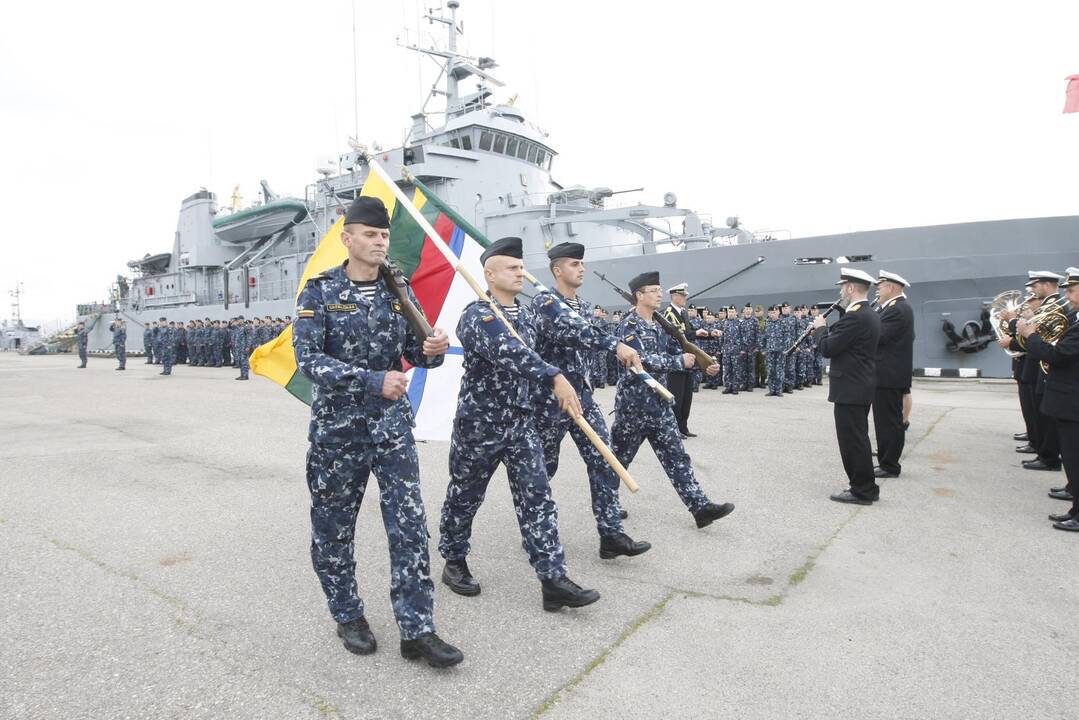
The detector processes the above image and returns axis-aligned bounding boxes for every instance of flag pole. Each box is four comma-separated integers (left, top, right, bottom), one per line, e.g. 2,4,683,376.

351,143,639,493
400,169,674,404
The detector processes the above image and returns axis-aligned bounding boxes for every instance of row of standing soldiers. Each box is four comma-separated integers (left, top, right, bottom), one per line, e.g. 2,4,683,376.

587,303,824,396
142,316,291,379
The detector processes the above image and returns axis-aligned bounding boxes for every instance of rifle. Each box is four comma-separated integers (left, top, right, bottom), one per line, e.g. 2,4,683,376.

594,271,718,369
785,299,843,355
379,259,433,345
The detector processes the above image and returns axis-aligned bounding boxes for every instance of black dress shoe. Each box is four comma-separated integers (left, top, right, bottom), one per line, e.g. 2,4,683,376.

683,430,698,438
1013,432,1028,441
1015,444,1037,454
337,617,377,655
873,467,898,479
1024,459,1062,471
1050,486,1067,494
599,532,652,559
783,388,793,394
721,389,736,394
693,502,735,528
619,509,629,520
1052,517,1079,532
679,433,689,440
1048,512,1076,522
829,490,875,505
441,559,481,597
400,632,464,668
541,576,600,612
1049,489,1075,501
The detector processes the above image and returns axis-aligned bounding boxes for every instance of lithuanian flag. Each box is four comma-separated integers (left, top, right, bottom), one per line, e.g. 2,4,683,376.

250,170,489,441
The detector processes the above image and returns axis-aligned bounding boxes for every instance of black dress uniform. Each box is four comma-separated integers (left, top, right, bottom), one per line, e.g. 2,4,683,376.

1011,296,1064,470
817,288,882,502
1023,292,1079,529
872,281,915,477
662,286,695,436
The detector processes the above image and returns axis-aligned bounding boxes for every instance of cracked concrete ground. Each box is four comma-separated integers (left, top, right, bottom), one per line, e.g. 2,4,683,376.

1,354,1076,719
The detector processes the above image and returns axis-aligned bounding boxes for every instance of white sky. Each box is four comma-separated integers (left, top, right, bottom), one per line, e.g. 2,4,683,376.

3,0,1078,329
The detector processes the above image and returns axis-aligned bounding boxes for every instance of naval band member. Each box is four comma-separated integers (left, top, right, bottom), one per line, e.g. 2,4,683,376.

611,271,735,528
872,271,914,479
531,241,650,559
662,282,696,437
811,268,881,504
1018,267,1079,531
293,196,463,668
438,236,601,613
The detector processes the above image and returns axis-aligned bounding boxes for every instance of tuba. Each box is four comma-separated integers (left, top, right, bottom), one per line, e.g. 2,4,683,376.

1017,295,1072,373
989,290,1029,357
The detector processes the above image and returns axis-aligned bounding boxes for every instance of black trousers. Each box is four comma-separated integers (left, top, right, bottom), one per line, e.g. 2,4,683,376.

872,387,906,475
1056,418,1079,515
1035,388,1061,463
1017,381,1039,447
834,403,878,500
667,371,694,434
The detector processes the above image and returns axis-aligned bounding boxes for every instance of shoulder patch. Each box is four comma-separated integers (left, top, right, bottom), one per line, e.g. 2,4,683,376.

543,297,555,306
326,303,358,313
481,315,495,323
624,334,636,342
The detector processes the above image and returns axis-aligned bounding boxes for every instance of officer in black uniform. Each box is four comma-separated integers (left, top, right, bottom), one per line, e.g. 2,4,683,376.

812,268,882,504
872,270,915,478
661,282,695,438
1018,267,1079,530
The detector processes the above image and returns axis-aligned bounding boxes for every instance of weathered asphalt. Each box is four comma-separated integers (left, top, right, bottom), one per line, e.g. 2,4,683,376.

1,353,1075,719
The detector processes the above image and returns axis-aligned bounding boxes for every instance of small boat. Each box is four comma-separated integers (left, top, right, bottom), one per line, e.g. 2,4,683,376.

213,199,309,245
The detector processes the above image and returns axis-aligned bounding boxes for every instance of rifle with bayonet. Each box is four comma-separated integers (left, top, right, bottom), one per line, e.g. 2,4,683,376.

594,271,718,369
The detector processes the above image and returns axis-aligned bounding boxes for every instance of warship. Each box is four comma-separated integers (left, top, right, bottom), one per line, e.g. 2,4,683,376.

63,1,1077,378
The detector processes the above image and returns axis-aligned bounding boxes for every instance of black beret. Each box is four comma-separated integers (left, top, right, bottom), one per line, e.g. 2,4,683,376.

547,242,584,260
781,302,790,308
744,303,752,308
628,271,660,293
345,196,391,228
480,236,523,265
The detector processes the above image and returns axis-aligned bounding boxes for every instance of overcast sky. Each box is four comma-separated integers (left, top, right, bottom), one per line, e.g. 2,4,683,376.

3,0,1077,328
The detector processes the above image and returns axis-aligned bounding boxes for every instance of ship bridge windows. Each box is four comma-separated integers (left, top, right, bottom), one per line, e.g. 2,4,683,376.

479,131,493,151
473,128,553,170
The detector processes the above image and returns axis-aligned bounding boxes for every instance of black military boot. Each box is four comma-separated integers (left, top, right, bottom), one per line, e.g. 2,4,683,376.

442,559,481,596
693,502,736,528
599,532,652,559
400,632,464,668
336,617,377,655
541,576,600,612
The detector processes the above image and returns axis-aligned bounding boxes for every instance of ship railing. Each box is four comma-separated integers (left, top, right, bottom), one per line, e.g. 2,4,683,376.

250,279,293,303
142,292,197,308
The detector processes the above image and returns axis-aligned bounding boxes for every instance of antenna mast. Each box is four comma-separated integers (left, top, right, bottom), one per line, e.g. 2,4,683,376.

9,282,24,325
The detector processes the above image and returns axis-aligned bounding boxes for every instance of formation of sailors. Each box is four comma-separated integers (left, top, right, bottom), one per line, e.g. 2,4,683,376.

140,316,290,379
584,291,825,439
997,268,1079,532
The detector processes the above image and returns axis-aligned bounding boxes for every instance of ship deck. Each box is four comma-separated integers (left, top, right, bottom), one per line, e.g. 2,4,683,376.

1,353,1076,719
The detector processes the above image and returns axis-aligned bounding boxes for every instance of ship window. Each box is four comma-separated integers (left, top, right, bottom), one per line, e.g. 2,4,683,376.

479,131,493,151
493,134,507,154
794,257,833,265
516,141,528,159
449,138,460,148
506,137,518,157
535,149,546,167
461,135,472,150
527,145,538,163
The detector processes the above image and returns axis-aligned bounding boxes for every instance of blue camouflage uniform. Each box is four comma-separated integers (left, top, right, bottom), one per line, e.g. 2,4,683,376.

720,312,743,391
739,313,759,391
764,317,786,394
531,291,625,539
293,262,443,640
76,326,88,367
611,310,714,513
232,322,250,379
143,326,154,363
160,326,175,374
688,315,704,391
588,314,608,388
112,322,127,369
700,318,722,389
782,312,798,391
438,298,568,581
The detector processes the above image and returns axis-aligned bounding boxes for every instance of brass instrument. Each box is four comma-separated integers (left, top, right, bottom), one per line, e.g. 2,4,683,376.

989,290,1031,357
1017,296,1071,373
